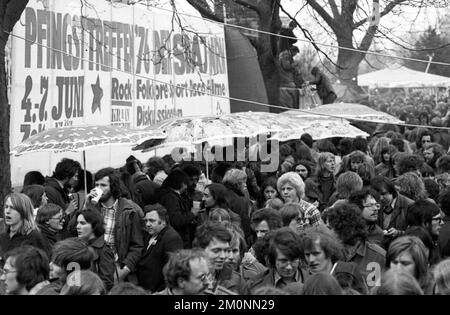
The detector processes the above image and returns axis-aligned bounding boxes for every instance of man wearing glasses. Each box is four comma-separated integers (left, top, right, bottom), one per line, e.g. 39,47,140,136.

154,249,212,295
279,203,310,234
349,188,385,248
0,246,50,295
406,199,444,264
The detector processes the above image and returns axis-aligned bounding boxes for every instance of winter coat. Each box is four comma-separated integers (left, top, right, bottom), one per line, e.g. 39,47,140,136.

86,198,144,272
44,177,70,210
88,236,115,291
0,229,47,263
136,226,183,292
156,186,196,248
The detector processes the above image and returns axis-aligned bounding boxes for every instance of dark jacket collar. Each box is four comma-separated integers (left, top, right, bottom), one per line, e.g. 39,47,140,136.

38,224,58,242
344,240,366,261
224,183,244,197
88,236,106,249
45,176,66,192
145,226,169,243
252,266,307,288
157,186,181,197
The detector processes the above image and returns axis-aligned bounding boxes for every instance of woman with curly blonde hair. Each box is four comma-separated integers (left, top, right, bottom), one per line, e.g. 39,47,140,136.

394,172,427,202
277,172,322,226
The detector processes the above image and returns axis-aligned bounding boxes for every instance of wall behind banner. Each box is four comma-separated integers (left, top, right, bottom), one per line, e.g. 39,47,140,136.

9,0,229,187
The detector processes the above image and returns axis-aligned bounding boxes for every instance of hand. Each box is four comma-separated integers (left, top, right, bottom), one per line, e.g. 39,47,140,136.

191,207,201,216
87,188,97,200
65,198,78,215
385,228,400,238
241,252,256,265
87,188,102,204
115,266,130,283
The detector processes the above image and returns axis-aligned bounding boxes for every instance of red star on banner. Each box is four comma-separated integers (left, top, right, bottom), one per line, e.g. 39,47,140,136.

91,75,103,114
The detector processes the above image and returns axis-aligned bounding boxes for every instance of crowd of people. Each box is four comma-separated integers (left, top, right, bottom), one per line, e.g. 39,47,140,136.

2,117,450,295
370,89,450,128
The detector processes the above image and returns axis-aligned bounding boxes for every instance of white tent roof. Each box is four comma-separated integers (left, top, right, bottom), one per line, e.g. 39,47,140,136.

358,66,450,88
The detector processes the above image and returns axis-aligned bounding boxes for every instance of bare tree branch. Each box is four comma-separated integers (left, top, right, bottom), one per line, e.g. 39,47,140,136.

234,0,259,13
341,0,358,29
329,0,340,18
305,0,339,31
186,0,224,22
278,1,341,69
358,24,378,52
355,0,407,29
378,25,450,51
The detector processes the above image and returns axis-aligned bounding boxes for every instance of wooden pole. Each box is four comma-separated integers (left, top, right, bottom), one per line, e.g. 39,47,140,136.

83,150,87,197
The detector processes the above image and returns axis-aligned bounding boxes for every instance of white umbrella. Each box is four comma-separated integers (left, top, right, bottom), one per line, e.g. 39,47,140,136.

11,125,166,195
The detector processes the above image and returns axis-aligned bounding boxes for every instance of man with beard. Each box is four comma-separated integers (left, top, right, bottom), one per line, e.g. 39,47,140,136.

349,188,385,248
406,199,444,265
180,164,202,203
243,227,309,294
136,204,183,293
154,249,211,295
157,169,199,249
422,142,446,172
86,168,144,283
44,158,81,216
193,222,240,295
180,164,203,243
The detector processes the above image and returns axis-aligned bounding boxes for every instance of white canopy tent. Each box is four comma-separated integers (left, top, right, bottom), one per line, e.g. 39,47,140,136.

358,66,450,88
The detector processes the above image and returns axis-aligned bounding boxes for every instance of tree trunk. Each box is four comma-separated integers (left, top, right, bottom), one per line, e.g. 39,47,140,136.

337,49,360,88
0,34,11,210
0,0,30,209
336,32,363,89
257,38,280,112
254,1,281,112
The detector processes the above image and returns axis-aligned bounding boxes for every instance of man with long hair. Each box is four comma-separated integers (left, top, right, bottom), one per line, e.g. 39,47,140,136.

86,168,144,283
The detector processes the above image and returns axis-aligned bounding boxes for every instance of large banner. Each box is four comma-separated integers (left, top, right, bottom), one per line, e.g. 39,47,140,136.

10,0,230,148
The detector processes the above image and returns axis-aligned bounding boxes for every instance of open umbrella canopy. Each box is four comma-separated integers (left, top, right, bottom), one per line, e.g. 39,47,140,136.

11,125,166,156
134,112,301,152
285,103,403,124
271,118,369,141
229,111,305,133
